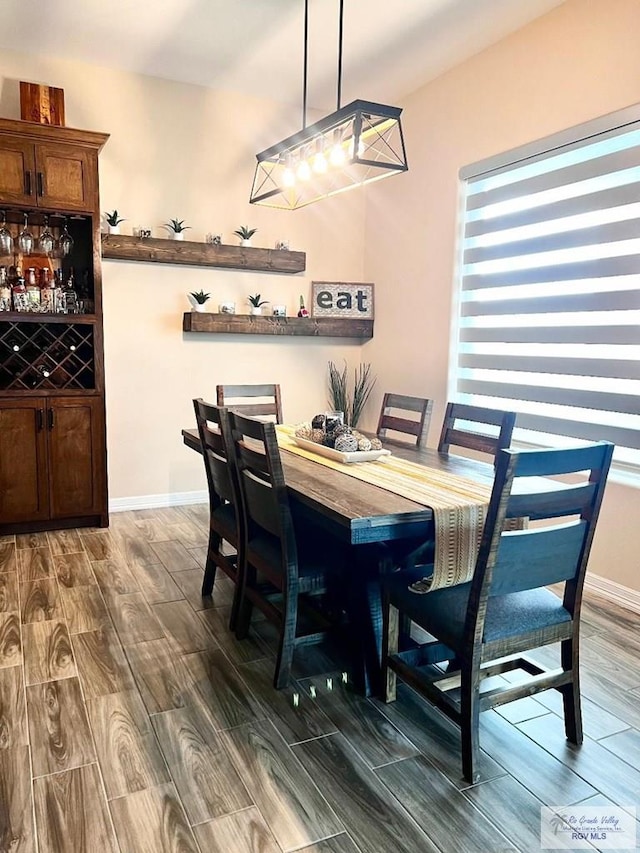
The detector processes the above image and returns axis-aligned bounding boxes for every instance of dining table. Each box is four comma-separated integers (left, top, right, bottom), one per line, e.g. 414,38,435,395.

182,426,495,695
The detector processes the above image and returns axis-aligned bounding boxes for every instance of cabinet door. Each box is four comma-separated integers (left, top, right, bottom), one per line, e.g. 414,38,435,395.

35,143,97,212
0,135,36,205
47,397,105,518
0,399,49,523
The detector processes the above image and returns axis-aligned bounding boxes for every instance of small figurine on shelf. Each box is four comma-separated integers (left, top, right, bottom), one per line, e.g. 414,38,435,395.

297,295,310,318
105,210,126,235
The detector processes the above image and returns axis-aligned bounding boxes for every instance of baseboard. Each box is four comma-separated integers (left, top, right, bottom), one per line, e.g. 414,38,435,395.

584,572,640,616
109,490,207,513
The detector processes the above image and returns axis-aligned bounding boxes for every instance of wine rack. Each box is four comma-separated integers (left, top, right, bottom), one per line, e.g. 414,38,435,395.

0,320,95,391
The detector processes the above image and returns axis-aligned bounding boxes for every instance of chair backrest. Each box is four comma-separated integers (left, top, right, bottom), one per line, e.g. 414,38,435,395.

466,441,613,642
438,402,516,460
228,411,298,575
376,393,433,448
193,399,239,514
217,384,283,423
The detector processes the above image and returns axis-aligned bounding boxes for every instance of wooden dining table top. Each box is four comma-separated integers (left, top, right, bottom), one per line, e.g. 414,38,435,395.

182,428,495,546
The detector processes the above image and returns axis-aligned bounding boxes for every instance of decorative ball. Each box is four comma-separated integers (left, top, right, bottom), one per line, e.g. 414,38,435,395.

324,430,337,448
333,424,351,438
369,437,383,450
325,416,343,433
310,428,325,444
294,423,313,439
357,437,372,452
335,434,359,453
311,414,326,430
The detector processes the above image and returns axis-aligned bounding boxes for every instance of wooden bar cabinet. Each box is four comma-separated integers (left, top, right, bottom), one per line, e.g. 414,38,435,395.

0,118,109,533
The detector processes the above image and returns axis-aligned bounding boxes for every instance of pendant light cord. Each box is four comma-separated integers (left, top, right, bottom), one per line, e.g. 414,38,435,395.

336,0,344,110
302,0,309,129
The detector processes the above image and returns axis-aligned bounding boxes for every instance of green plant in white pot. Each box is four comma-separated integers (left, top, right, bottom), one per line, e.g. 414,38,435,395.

165,218,191,241
188,290,211,312
105,209,126,235
234,225,257,247
248,293,269,315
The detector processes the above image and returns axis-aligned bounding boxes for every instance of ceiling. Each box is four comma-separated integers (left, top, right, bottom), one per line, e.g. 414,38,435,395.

0,0,565,111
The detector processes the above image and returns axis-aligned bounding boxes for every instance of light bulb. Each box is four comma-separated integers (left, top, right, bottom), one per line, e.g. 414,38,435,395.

313,151,328,174
329,144,346,167
297,159,311,181
283,167,296,188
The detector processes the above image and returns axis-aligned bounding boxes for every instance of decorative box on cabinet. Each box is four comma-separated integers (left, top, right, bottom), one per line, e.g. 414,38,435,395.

0,118,109,534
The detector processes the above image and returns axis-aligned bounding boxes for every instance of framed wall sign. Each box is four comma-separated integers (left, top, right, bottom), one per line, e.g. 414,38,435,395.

311,281,374,319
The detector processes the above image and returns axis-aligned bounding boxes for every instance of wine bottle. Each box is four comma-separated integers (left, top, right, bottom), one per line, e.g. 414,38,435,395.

25,267,41,312
11,269,28,312
39,268,54,313
61,268,78,314
0,266,10,311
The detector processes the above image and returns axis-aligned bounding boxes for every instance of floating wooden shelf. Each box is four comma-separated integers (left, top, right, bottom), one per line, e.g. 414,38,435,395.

183,312,373,339
102,234,305,274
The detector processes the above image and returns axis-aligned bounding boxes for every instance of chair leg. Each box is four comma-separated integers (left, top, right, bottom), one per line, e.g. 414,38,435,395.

382,599,399,703
561,638,583,745
274,589,298,690
235,562,256,640
201,528,220,596
460,666,481,784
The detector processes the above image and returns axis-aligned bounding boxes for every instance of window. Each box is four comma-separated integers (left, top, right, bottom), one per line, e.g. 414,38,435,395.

454,104,640,472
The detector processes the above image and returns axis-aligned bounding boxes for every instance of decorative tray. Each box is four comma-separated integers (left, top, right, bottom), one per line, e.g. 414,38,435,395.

293,435,391,464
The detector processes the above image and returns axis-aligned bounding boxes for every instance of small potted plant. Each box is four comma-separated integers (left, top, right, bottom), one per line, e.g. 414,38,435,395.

105,210,126,235
234,225,257,247
248,293,269,315
188,290,210,312
165,218,191,241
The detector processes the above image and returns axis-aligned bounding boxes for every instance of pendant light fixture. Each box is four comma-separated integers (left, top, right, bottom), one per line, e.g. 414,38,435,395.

249,0,408,210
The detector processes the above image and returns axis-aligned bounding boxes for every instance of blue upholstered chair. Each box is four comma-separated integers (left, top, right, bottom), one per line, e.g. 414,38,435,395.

382,441,613,783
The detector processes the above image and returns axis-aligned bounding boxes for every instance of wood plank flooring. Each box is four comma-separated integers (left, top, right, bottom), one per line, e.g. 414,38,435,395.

1,504,639,852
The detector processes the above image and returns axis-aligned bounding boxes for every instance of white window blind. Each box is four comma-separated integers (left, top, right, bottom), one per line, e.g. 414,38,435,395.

455,106,640,471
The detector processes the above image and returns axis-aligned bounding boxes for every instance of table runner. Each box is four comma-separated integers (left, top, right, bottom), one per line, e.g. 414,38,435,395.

276,426,492,591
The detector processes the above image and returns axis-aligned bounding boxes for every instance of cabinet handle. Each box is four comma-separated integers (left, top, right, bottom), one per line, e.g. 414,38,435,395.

37,172,44,197
48,408,54,430
37,409,44,431
25,171,33,195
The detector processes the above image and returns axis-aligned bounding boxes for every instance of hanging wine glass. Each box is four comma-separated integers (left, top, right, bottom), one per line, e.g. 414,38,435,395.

0,211,12,256
38,215,55,255
18,213,34,254
58,217,74,257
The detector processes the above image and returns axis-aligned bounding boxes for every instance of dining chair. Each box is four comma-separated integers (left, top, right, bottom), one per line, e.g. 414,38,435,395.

216,383,283,423
381,440,614,783
438,402,516,460
229,410,349,689
193,399,244,628
376,393,433,448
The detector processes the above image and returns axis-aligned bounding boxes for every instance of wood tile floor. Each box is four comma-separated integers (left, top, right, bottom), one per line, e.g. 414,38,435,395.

1,504,639,852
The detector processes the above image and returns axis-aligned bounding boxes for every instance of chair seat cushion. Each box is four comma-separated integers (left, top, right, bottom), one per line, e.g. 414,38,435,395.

384,566,571,650
211,502,238,542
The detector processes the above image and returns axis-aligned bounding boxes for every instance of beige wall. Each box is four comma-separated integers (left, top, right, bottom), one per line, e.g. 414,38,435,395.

363,0,640,590
2,0,639,591
0,51,367,503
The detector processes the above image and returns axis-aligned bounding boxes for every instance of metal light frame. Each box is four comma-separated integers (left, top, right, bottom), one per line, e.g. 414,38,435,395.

250,1,408,209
